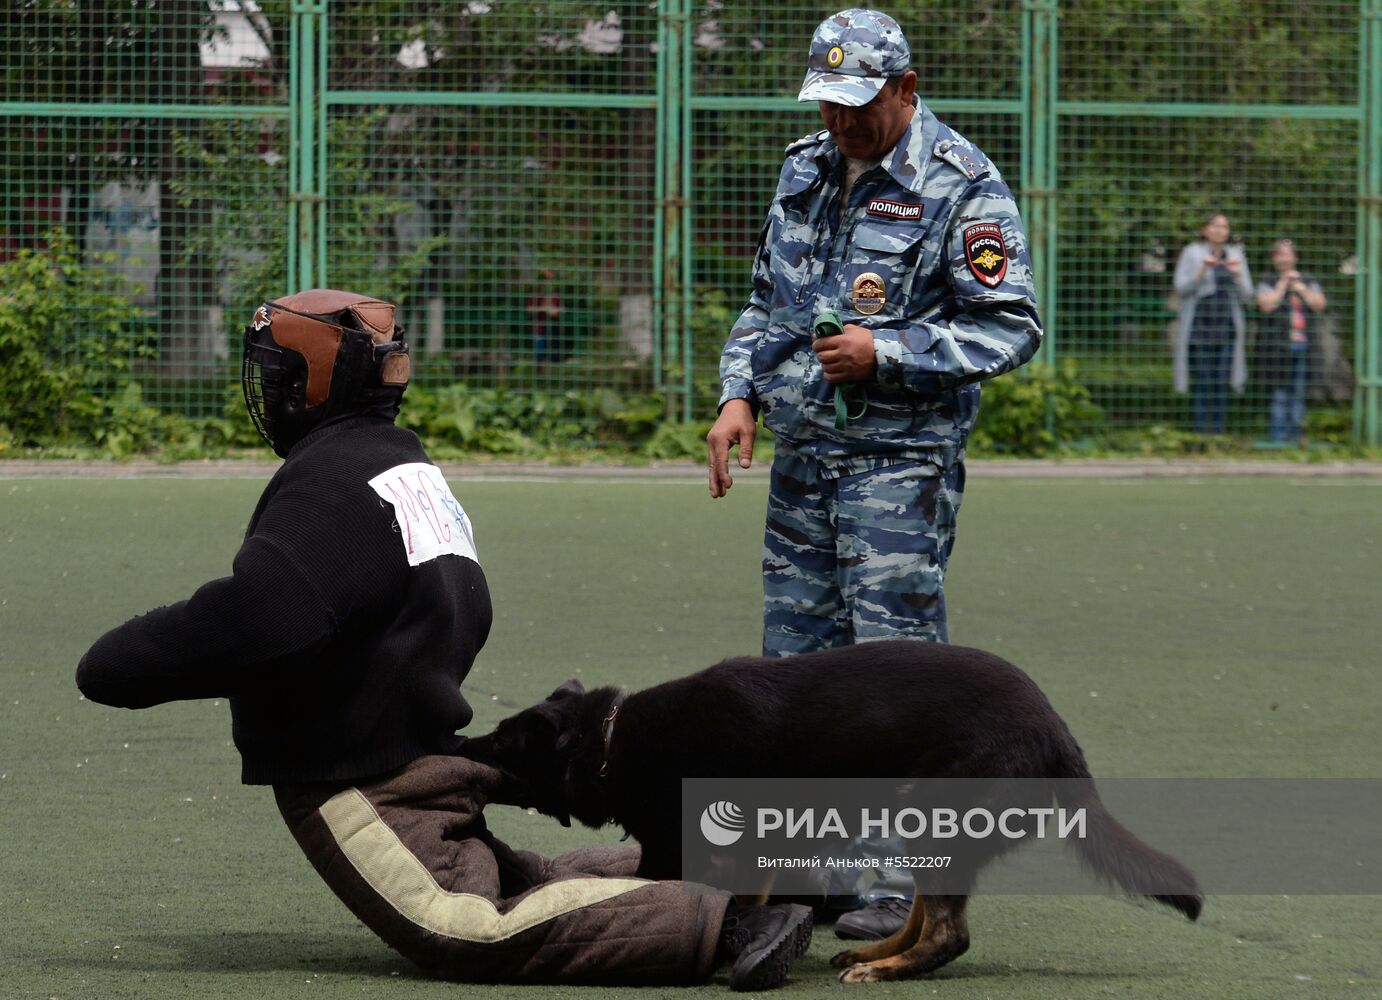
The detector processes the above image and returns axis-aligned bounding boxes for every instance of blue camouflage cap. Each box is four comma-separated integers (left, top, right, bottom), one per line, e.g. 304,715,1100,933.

797,9,911,107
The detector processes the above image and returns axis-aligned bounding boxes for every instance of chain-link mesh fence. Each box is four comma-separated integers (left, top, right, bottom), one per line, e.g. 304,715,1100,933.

2,1,1378,447
1056,1,1365,435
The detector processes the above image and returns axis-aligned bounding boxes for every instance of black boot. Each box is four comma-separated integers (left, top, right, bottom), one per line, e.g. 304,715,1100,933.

718,900,813,991
832,895,911,941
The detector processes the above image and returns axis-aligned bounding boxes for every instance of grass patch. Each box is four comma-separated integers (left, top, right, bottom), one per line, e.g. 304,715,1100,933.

2,475,1380,998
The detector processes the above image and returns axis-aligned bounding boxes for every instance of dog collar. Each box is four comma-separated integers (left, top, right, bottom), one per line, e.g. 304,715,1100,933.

598,695,625,779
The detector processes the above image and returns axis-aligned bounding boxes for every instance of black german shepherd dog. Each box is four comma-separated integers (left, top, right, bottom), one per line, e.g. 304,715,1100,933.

462,640,1202,983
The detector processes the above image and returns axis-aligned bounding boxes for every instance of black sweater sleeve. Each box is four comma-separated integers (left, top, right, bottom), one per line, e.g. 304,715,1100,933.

75,533,338,708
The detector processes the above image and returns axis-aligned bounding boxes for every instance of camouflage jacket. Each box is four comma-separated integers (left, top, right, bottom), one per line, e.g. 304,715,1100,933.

718,101,1043,475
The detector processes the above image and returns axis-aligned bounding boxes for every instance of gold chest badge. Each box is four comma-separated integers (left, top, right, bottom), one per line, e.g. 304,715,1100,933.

852,272,886,315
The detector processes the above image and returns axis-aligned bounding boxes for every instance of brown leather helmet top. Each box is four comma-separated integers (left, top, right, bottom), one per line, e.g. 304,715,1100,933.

257,289,408,407
271,289,396,345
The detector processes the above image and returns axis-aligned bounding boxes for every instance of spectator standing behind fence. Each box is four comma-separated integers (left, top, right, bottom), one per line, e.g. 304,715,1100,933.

1255,239,1327,444
1172,212,1253,434
527,267,565,369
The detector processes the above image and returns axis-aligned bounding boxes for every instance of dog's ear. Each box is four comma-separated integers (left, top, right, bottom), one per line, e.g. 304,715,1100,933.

546,678,585,701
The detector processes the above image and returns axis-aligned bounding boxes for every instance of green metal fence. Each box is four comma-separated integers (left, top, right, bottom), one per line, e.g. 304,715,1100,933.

2,1,1380,444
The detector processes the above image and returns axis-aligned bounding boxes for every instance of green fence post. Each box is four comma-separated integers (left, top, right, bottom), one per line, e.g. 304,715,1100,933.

656,0,689,418
1359,0,1382,445
1021,0,1058,437
652,1,667,395
286,7,300,292
680,0,695,423
289,0,327,293
317,1,330,287
1021,0,1058,371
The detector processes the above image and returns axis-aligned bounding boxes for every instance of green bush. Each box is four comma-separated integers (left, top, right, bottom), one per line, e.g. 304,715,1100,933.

1304,404,1352,446
970,361,1104,456
1097,423,1236,456
687,287,740,414
396,383,673,455
0,229,158,450
640,419,713,461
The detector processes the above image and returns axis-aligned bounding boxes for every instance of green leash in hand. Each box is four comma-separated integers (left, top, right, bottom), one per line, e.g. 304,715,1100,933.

811,310,868,429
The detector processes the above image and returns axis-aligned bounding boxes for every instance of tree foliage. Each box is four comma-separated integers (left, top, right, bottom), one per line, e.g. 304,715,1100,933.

0,1,1367,447
0,229,152,446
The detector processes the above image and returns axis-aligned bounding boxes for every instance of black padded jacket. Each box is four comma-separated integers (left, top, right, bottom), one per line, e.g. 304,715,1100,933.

77,416,492,784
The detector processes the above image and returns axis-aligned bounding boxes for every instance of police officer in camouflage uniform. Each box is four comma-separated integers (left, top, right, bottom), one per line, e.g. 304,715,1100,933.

705,8,1043,938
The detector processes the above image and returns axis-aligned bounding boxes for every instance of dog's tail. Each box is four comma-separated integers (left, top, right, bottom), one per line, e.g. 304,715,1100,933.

1049,733,1203,921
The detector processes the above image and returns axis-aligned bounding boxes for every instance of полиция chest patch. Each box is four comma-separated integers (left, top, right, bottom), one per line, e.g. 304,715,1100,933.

369,462,479,567
865,199,922,221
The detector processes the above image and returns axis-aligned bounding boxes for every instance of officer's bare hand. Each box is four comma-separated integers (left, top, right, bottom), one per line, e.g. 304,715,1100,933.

706,398,757,499
813,324,878,382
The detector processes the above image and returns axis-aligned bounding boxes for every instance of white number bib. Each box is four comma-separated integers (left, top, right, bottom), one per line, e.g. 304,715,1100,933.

368,462,479,567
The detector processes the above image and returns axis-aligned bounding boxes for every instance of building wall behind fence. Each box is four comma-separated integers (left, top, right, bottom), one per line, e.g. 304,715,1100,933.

1,1,1376,441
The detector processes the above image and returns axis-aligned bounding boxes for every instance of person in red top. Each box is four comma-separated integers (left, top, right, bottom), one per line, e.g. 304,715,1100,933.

1255,239,1327,444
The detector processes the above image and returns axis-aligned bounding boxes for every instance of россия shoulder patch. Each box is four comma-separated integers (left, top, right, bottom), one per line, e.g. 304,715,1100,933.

962,221,1008,288
369,462,479,567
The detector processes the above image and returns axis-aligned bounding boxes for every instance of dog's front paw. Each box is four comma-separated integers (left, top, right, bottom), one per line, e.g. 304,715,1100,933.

829,948,863,969
837,960,902,983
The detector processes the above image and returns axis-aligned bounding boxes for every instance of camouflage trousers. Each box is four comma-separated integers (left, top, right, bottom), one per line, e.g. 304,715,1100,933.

761,448,965,657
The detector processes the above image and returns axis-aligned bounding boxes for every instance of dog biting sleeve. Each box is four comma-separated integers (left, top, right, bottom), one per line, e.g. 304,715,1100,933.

275,755,725,984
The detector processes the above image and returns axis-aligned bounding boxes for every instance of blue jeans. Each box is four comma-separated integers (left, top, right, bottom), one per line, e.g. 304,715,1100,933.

1189,340,1233,434
1268,347,1309,443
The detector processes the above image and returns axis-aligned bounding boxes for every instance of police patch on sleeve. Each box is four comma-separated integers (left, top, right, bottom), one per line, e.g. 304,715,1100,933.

962,222,1008,288
369,462,479,567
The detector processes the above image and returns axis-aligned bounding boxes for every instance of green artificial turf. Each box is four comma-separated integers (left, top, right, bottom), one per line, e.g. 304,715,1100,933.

1,474,1379,999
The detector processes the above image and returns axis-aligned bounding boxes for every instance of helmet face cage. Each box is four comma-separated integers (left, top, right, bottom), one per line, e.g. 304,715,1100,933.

241,326,281,448
242,322,314,456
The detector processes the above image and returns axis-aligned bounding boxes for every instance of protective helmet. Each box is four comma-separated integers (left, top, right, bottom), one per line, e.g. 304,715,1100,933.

242,289,410,457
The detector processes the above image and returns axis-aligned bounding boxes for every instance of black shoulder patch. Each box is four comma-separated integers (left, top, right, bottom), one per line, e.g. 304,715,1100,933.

963,222,1008,288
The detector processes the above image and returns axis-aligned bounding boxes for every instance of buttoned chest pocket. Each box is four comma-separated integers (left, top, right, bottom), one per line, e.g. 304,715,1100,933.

845,222,933,320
